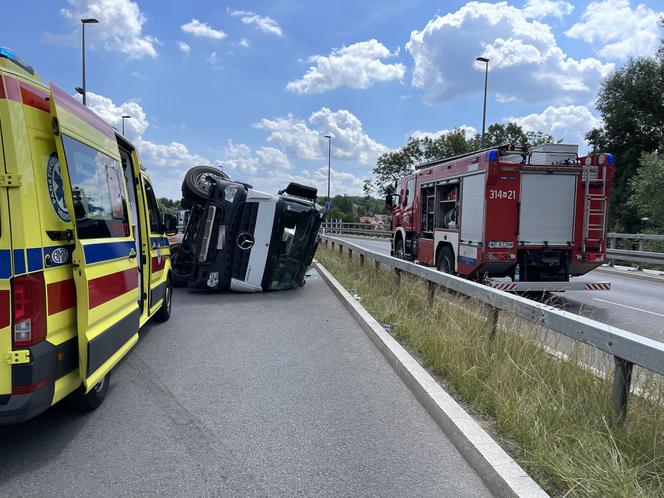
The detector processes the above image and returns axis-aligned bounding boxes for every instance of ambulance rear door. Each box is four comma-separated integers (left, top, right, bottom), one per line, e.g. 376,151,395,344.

48,83,139,390
0,117,11,397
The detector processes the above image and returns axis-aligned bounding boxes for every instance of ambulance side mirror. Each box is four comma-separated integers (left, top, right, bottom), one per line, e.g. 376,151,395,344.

163,213,178,236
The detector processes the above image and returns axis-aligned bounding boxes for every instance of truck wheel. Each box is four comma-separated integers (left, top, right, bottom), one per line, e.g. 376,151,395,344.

437,247,455,274
169,244,189,288
395,239,405,259
182,165,229,202
72,372,110,411
154,278,173,322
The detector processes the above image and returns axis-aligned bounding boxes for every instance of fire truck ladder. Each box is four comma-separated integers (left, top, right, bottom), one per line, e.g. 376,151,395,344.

582,164,608,252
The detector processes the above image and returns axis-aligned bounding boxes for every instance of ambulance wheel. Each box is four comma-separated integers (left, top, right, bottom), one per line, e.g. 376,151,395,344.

437,247,454,274
182,166,229,203
72,372,111,411
155,277,173,322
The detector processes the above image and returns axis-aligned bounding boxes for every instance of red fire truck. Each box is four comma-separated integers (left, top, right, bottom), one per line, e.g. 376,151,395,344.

387,144,614,292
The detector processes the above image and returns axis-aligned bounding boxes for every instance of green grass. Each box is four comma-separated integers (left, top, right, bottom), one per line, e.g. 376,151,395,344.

317,245,664,497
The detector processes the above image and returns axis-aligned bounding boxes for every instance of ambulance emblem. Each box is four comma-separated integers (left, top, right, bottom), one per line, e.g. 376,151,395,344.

46,152,71,222
51,247,69,265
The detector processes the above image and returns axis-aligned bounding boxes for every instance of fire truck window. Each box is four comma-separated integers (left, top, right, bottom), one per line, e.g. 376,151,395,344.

406,179,415,205
421,185,435,234
436,184,458,229
60,134,130,239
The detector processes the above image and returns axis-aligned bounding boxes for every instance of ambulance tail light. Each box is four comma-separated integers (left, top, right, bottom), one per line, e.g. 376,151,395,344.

12,273,46,347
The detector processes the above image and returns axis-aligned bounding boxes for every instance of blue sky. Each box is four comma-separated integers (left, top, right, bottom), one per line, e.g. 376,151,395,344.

2,0,662,199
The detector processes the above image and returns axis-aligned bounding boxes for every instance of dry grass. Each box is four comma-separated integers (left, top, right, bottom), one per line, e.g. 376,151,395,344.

317,244,664,497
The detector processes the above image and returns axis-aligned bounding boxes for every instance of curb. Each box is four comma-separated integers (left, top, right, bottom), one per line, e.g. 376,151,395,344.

314,261,548,498
595,266,664,284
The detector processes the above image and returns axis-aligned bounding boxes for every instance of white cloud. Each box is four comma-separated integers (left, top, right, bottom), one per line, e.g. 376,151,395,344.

566,0,663,60
82,91,149,136
181,19,227,40
508,105,601,149
287,39,405,94
254,114,323,161
207,52,220,67
523,0,574,19
406,2,613,104
255,108,388,165
243,166,366,197
410,125,478,140
229,10,283,37
57,0,158,59
239,38,251,48
177,41,190,56
256,147,292,170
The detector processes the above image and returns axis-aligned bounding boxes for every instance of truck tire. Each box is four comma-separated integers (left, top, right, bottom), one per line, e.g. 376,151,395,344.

437,247,455,274
154,277,173,322
169,244,189,288
182,166,229,203
395,239,405,259
71,372,111,411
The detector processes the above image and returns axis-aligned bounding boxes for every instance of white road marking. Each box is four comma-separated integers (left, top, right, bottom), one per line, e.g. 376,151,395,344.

593,298,664,318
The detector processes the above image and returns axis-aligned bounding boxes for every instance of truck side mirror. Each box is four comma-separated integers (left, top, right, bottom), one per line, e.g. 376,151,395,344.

385,193,393,209
163,213,178,236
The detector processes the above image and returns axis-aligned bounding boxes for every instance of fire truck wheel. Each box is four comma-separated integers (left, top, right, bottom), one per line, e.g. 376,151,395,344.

395,239,405,259
437,247,455,274
71,372,111,411
182,165,229,203
154,278,173,322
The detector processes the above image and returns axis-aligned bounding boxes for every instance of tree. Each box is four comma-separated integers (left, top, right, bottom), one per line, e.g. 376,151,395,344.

628,152,664,231
157,197,181,213
369,123,556,195
586,51,664,231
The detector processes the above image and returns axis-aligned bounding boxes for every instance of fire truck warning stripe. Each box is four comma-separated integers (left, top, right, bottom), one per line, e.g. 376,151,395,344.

0,290,9,329
84,241,136,265
88,268,138,309
50,84,116,141
48,279,76,315
19,82,50,113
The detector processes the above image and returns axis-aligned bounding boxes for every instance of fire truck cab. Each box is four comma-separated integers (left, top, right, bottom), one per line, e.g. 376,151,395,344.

388,144,614,291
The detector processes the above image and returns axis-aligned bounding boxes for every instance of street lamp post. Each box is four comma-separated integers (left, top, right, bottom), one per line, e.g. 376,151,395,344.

324,134,332,210
81,18,99,106
476,56,489,148
121,115,131,135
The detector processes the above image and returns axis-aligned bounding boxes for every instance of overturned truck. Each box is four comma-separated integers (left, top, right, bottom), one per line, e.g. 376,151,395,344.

172,166,324,292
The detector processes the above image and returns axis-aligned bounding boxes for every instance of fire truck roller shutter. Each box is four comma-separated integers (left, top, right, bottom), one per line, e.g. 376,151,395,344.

460,173,486,244
519,173,576,246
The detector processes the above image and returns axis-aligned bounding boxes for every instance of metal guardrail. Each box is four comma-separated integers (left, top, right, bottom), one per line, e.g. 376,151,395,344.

320,235,664,422
321,224,664,266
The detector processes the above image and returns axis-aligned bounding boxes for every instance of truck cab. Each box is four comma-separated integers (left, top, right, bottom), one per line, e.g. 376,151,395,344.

173,167,324,292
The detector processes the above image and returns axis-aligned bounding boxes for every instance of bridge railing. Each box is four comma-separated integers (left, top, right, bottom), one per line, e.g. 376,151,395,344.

320,235,664,423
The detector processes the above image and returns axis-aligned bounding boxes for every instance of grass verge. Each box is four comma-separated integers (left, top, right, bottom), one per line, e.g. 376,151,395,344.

316,244,664,497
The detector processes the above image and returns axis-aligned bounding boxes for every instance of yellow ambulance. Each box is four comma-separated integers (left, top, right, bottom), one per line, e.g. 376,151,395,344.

0,47,177,424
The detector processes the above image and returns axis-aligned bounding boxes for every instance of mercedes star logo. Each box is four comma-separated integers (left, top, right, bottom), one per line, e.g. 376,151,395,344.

237,232,255,250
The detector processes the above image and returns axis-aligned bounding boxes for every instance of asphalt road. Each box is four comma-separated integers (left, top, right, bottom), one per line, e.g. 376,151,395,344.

0,271,490,497
335,236,664,342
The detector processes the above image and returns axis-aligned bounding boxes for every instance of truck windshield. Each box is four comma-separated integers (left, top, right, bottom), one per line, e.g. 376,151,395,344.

269,200,318,290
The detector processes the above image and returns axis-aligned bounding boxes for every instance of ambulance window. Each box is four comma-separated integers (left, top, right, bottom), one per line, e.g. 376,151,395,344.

143,181,163,234
61,135,130,239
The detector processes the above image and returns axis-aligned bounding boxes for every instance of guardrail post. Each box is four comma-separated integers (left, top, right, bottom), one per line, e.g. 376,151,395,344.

374,260,380,272
395,268,401,286
612,357,634,423
485,305,499,341
339,244,343,254
348,248,353,260
325,239,329,248
638,240,644,252
427,281,436,306
359,254,365,267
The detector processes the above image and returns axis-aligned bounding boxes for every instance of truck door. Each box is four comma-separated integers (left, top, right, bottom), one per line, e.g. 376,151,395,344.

0,119,11,396
49,83,139,390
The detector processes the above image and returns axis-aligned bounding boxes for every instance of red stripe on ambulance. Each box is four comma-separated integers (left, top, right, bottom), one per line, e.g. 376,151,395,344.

0,290,9,328
47,279,76,315
88,268,138,309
